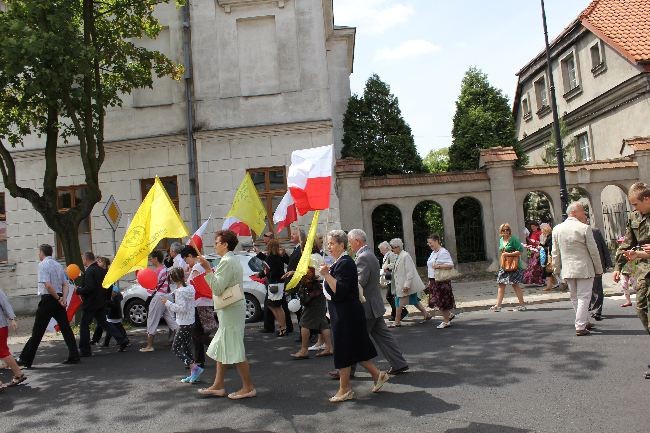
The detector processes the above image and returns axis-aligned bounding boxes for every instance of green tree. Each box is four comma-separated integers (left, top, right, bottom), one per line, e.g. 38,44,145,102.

0,0,183,267
541,119,577,165
448,67,527,171
423,147,449,173
342,74,425,176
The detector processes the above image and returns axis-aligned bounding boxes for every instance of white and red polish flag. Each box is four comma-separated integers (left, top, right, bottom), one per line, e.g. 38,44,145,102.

287,144,333,215
222,216,252,236
187,215,211,252
273,191,298,233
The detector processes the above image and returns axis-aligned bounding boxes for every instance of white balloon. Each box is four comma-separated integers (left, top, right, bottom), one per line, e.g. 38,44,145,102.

288,298,301,312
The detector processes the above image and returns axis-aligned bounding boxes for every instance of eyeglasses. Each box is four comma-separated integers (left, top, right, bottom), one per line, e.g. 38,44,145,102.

263,234,272,238
500,228,511,233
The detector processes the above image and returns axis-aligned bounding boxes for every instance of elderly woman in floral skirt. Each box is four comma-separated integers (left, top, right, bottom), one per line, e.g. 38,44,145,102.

425,234,456,329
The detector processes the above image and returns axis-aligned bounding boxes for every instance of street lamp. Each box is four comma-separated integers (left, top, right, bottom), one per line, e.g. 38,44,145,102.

540,0,569,220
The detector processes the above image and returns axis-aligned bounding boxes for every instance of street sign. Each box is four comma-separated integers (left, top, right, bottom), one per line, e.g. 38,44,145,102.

103,195,122,231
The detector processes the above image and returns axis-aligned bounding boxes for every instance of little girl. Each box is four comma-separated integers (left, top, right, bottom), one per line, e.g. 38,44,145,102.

162,268,203,383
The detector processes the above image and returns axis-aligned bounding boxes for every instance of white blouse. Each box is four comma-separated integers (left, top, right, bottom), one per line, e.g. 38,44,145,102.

426,247,454,279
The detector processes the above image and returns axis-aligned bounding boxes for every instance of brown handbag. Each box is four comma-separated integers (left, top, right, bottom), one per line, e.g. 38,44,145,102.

500,253,519,272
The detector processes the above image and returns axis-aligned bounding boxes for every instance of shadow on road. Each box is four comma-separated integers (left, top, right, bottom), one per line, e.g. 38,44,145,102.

445,422,534,432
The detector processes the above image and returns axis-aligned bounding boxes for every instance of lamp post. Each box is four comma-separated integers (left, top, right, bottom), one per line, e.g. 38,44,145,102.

540,0,569,220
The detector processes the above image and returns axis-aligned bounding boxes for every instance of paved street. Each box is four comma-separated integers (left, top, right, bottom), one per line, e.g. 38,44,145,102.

2,296,648,433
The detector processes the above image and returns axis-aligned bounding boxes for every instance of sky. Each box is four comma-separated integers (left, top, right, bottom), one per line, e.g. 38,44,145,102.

333,0,591,157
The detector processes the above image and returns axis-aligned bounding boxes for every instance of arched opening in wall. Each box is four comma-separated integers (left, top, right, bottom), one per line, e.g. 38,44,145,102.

601,184,631,250
453,197,486,263
568,187,592,221
412,201,444,267
523,191,554,228
371,204,404,259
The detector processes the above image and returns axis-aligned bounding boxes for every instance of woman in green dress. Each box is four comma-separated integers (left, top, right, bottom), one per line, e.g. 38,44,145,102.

197,230,256,400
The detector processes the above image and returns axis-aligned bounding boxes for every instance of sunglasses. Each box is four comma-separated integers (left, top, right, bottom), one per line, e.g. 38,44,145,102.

263,234,272,238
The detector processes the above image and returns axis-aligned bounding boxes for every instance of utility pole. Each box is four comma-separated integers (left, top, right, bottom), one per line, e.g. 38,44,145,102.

541,0,569,220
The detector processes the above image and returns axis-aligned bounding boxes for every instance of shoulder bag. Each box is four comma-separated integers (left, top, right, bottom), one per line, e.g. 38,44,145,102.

500,253,519,272
213,283,244,310
434,264,460,282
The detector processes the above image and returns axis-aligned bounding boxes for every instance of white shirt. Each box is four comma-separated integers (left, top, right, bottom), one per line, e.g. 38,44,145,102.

426,247,454,279
37,256,67,296
188,263,213,307
165,284,196,325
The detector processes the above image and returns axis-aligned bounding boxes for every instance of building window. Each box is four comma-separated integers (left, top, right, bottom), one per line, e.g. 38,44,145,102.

140,176,180,251
562,54,578,90
0,193,6,263
521,95,532,121
56,185,93,258
534,76,550,117
590,41,606,75
248,166,288,237
575,133,592,162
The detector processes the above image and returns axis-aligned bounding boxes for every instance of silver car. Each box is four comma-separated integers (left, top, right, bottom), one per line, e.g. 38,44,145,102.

121,252,266,327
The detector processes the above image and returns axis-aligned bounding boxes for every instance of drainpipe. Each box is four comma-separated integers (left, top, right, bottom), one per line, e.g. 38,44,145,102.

182,1,200,229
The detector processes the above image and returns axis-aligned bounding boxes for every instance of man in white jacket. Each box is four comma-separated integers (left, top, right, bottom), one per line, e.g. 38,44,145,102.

552,202,604,336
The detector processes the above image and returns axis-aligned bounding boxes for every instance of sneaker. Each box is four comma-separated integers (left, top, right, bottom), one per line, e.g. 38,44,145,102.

180,376,194,383
512,305,527,311
437,322,451,329
139,347,154,353
490,305,501,312
189,365,205,382
308,344,326,351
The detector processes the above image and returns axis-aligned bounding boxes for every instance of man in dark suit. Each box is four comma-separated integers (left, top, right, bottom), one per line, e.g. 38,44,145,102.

77,251,129,356
581,219,613,321
348,229,408,375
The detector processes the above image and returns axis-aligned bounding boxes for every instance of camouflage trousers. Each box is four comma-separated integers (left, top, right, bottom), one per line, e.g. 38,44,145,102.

636,278,650,335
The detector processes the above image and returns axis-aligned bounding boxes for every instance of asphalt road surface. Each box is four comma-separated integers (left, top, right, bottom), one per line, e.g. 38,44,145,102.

2,298,648,433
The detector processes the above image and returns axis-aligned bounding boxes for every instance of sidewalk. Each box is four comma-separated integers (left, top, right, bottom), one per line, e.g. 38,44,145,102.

8,272,630,345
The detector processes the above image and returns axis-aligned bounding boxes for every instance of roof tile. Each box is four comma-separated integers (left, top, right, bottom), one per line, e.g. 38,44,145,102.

580,0,650,63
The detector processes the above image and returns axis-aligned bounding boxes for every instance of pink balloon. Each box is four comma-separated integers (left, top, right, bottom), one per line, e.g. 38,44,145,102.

137,268,158,290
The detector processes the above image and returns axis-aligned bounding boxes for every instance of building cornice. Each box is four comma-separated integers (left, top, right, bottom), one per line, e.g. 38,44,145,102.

195,119,333,140
328,26,356,73
216,0,287,13
519,72,650,153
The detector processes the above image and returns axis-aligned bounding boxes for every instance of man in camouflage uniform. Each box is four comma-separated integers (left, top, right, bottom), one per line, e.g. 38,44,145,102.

614,182,650,378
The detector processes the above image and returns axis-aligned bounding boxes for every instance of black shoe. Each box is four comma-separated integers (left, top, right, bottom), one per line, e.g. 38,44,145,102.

80,352,92,358
90,340,97,346
62,357,81,364
387,365,409,375
16,358,32,369
259,329,274,334
118,340,130,352
592,314,603,321
102,341,110,348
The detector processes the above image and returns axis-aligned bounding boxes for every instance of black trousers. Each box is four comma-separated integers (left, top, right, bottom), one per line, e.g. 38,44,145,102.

263,293,293,332
79,308,127,355
386,289,407,321
104,321,127,345
192,309,211,367
90,308,110,343
589,275,604,317
19,295,79,365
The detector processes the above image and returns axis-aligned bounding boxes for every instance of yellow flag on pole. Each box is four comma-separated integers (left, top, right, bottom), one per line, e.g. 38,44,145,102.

102,177,189,288
226,173,267,236
286,210,320,291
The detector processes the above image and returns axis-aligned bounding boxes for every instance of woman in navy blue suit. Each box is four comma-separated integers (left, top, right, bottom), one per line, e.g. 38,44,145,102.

319,230,389,402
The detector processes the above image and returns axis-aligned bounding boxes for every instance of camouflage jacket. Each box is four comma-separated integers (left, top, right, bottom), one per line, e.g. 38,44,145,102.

615,210,650,280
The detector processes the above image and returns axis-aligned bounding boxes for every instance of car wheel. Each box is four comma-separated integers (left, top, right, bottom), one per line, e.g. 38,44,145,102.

244,293,262,323
125,299,147,327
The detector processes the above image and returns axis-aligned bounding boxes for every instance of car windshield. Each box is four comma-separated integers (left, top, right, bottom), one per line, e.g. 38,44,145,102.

247,256,264,273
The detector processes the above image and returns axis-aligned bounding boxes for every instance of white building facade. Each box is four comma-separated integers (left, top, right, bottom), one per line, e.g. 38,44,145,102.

0,0,355,307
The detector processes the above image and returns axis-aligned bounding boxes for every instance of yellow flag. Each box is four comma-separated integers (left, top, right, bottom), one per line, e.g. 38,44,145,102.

227,173,267,236
102,177,189,287
286,211,319,291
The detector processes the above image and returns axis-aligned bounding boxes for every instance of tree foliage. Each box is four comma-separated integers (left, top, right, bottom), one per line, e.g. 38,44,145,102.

448,67,527,171
341,74,425,176
0,0,183,266
541,119,577,165
423,147,449,173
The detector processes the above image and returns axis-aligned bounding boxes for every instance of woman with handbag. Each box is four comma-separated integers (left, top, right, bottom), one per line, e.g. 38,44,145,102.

197,230,256,400
389,238,432,327
258,239,290,337
426,234,457,329
491,223,527,312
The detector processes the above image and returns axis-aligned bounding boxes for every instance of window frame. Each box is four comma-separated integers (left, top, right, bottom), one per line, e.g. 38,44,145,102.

55,185,93,258
521,93,532,122
140,176,180,252
560,49,582,100
533,75,551,118
575,132,592,162
247,166,288,238
590,40,607,76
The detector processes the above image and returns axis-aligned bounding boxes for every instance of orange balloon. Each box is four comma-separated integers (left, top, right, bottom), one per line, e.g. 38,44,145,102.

66,263,82,280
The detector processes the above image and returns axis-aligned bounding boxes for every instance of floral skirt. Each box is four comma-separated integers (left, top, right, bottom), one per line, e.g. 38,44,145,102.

427,278,456,311
523,251,545,285
497,268,525,285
